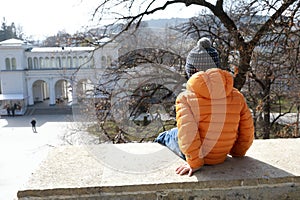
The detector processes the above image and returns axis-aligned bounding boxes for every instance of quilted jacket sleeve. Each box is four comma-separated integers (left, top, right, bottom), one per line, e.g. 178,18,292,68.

176,91,204,169
230,95,254,157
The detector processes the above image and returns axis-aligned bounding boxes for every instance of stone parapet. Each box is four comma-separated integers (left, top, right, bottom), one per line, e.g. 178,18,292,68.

17,139,300,199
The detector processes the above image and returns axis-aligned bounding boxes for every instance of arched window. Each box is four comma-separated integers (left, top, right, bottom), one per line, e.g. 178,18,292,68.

5,58,11,70
62,56,66,68
84,56,89,68
34,57,39,69
101,56,106,67
39,57,44,69
73,56,78,68
107,56,112,66
78,56,84,67
50,57,55,68
85,56,94,68
11,58,17,70
28,57,33,69
90,57,95,68
56,57,61,68
45,57,50,68
67,56,72,68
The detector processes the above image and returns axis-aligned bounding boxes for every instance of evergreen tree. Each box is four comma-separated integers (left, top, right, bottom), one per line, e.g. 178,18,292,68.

0,18,18,42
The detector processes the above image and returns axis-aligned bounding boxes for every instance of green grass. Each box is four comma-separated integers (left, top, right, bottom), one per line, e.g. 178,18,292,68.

87,119,177,143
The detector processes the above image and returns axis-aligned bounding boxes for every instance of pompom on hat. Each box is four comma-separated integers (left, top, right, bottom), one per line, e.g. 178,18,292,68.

197,37,212,48
185,37,221,79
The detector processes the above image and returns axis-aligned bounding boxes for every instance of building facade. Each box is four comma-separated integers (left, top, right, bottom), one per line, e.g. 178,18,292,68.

0,38,118,115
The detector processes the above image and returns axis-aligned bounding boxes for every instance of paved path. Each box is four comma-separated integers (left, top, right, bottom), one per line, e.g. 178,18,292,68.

0,114,74,200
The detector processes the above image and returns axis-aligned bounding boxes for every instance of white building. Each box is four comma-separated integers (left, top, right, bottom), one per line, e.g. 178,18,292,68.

0,38,118,115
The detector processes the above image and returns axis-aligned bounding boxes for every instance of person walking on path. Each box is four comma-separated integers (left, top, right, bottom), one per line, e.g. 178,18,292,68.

11,105,15,117
6,105,11,116
31,118,37,133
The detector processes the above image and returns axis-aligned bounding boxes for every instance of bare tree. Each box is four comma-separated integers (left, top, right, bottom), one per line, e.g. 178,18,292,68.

91,0,298,90
243,9,300,139
68,26,188,144
68,0,300,141
163,1,300,139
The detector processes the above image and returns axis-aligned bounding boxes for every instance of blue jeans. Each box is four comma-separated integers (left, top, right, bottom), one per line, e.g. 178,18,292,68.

154,127,186,160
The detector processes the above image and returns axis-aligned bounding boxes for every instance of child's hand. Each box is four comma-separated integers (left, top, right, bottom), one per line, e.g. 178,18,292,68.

175,162,201,176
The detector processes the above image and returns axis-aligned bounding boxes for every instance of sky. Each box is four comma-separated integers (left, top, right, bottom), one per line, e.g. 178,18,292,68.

1,0,206,40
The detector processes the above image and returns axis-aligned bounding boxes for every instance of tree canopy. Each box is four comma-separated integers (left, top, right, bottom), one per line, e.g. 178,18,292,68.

82,0,300,140
91,0,299,90
0,18,20,41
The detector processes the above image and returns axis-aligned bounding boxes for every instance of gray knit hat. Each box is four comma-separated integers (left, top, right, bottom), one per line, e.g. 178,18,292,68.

185,37,221,79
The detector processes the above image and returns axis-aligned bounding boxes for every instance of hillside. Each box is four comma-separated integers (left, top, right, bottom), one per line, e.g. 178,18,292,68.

144,18,189,28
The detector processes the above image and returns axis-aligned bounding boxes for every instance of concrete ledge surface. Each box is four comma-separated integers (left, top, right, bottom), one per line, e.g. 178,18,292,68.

17,139,300,199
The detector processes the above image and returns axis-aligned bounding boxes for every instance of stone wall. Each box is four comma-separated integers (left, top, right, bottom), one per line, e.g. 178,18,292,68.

18,139,300,199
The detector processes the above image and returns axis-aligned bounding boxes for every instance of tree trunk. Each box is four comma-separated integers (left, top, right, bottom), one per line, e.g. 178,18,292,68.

262,80,271,139
296,105,299,137
234,51,252,90
263,102,271,139
234,73,246,90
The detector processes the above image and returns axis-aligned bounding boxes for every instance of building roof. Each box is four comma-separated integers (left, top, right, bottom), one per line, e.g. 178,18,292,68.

0,38,26,46
29,46,95,53
0,39,95,52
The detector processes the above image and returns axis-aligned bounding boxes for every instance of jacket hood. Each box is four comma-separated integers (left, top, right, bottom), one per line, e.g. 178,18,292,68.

186,68,234,99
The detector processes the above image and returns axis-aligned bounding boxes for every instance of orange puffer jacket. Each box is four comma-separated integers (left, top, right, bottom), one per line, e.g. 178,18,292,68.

176,68,254,169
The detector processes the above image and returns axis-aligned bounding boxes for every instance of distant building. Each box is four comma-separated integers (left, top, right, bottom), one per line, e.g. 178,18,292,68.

0,38,118,115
